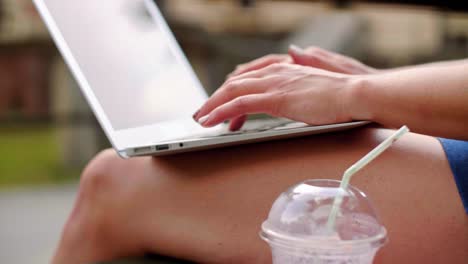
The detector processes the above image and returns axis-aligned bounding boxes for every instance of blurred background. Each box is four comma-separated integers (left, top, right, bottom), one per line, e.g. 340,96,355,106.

0,0,467,263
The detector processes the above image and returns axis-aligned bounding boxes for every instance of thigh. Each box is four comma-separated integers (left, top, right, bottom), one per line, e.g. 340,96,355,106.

100,127,467,263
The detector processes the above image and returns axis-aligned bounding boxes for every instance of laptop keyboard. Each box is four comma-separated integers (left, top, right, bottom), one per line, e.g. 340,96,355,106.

198,118,310,138
159,118,311,143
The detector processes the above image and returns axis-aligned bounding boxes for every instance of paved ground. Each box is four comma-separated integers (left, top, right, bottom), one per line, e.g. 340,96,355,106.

0,184,77,264
0,184,190,264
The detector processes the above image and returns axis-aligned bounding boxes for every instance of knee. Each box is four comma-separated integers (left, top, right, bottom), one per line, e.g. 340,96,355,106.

74,149,128,225
79,149,121,200
68,149,124,236
53,150,124,262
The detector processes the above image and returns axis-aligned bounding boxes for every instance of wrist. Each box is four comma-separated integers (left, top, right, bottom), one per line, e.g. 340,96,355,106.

345,75,376,122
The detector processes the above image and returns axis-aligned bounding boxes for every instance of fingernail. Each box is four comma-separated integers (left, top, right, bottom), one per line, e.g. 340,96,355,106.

197,115,210,125
192,109,200,121
289,44,304,55
229,124,241,132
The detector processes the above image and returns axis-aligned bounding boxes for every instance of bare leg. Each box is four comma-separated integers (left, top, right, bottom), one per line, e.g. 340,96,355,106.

52,127,468,264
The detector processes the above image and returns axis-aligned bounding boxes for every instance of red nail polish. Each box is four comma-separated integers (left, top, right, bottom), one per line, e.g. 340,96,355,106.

192,110,200,120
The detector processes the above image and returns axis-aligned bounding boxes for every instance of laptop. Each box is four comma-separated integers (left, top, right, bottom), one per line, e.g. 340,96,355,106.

33,0,368,158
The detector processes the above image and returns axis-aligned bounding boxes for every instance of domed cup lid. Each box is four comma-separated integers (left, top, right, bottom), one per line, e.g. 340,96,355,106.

261,179,387,253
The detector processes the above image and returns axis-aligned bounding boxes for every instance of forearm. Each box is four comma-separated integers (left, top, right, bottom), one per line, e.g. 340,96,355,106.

380,58,468,73
350,62,468,139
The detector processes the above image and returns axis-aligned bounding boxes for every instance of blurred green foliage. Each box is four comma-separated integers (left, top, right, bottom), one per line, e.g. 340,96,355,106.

0,125,80,188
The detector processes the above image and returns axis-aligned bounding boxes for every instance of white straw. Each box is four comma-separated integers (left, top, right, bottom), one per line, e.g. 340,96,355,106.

326,126,410,230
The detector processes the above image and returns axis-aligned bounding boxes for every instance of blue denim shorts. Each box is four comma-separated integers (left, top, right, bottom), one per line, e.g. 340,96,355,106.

439,138,468,214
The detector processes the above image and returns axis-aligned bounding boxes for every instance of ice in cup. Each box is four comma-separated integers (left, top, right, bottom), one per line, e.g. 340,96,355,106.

260,179,387,264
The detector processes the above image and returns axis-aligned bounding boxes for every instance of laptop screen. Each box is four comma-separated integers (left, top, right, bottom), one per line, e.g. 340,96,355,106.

43,0,206,131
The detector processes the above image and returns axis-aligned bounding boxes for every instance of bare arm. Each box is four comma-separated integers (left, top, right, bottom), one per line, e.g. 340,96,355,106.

380,59,468,73
350,62,468,139
194,47,468,140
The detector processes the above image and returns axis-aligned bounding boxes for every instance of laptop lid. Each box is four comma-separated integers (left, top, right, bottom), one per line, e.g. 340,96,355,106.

33,0,212,151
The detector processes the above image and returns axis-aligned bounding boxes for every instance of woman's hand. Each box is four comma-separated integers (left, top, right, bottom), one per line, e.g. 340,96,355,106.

228,54,292,78
228,45,378,79
289,45,379,75
193,45,376,131
193,63,362,130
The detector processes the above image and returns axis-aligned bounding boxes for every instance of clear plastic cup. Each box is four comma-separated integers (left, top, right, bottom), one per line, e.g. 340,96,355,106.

260,179,387,264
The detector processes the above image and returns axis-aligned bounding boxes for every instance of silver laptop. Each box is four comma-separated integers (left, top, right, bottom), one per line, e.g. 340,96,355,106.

33,0,368,158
